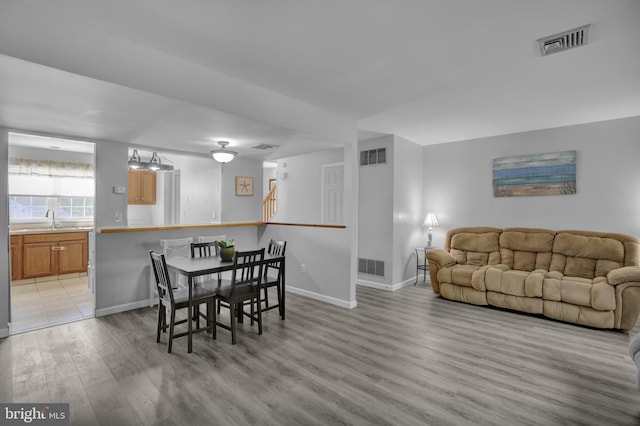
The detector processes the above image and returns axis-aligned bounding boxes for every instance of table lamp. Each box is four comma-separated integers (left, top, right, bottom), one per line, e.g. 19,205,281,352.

423,213,439,248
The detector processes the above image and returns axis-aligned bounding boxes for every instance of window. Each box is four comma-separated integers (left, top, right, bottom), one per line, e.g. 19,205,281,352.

9,196,94,221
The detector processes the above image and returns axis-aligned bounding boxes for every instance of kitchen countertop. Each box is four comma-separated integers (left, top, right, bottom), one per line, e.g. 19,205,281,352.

10,227,93,235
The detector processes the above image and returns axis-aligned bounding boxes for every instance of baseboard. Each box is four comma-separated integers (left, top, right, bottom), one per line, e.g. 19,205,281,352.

357,277,418,292
0,327,9,338
95,299,151,317
286,286,357,309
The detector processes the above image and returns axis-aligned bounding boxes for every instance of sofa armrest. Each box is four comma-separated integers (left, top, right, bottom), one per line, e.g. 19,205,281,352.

608,266,640,286
426,249,456,295
426,249,456,268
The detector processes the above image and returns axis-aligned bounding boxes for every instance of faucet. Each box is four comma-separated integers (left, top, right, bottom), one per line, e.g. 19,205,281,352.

45,209,57,229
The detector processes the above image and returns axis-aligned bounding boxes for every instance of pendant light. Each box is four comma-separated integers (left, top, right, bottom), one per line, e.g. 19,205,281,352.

210,141,237,163
128,149,142,169
148,152,161,171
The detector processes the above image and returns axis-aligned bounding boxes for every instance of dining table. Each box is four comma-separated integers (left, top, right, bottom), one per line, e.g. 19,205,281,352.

165,252,286,353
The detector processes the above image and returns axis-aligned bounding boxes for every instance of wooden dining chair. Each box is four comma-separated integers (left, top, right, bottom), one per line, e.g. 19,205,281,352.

215,248,265,345
261,239,286,319
149,251,216,353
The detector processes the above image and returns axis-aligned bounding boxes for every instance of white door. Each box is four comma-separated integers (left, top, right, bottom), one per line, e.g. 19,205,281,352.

322,164,344,224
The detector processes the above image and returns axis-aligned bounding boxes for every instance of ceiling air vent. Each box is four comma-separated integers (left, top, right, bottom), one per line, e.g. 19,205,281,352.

250,143,279,150
537,24,591,56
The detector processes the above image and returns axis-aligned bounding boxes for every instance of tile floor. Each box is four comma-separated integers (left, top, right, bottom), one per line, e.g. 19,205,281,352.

10,275,94,334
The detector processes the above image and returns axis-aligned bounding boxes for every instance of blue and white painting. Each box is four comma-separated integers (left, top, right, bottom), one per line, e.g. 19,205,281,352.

493,151,576,197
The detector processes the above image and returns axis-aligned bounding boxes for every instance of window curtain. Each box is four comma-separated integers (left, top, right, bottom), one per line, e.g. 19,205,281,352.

8,158,94,178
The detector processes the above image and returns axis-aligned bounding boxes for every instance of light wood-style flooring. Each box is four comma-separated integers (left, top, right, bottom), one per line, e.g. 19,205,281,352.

1,284,639,425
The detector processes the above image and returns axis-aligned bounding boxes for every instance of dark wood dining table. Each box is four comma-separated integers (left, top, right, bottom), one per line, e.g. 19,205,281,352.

165,253,286,353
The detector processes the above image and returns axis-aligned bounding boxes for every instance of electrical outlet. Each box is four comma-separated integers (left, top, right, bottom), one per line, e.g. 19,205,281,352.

114,211,122,222
300,264,306,273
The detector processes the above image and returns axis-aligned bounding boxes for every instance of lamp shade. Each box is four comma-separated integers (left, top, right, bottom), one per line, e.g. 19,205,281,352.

210,141,238,163
423,213,439,228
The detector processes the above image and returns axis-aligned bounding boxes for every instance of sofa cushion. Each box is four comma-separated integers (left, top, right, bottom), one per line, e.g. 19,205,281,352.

485,268,545,298
500,228,555,272
542,272,615,311
543,300,614,329
550,231,633,279
437,264,481,287
447,228,501,266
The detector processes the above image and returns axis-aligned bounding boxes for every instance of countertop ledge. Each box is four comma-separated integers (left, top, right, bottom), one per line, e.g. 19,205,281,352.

97,222,265,234
10,227,93,235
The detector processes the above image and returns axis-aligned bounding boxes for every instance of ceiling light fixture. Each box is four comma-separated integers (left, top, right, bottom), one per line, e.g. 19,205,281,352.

210,141,238,163
128,149,142,169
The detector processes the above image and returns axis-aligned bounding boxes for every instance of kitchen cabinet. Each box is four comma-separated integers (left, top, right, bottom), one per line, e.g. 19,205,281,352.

17,231,88,280
128,170,156,204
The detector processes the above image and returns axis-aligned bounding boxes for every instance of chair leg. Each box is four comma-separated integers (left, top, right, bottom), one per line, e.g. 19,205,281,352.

211,300,217,340
250,298,255,326
194,304,200,329
257,296,263,336
156,302,163,343
230,302,237,345
263,287,269,309
277,283,284,319
168,308,176,353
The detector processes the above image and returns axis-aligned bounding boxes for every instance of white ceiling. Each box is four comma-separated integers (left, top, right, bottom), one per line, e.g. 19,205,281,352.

0,0,639,159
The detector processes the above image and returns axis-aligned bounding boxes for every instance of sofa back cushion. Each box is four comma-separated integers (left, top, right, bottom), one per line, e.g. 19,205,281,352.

500,228,555,272
550,230,640,279
445,227,501,266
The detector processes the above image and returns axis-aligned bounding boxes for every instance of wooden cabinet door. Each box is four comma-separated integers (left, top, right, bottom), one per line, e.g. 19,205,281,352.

58,239,87,274
128,170,141,204
128,170,156,204
10,236,22,281
23,242,57,278
141,171,156,204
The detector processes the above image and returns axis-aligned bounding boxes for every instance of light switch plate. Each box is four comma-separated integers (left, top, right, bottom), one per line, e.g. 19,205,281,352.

113,186,126,194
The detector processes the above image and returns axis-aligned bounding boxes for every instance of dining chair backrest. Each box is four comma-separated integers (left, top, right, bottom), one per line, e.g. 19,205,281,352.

149,251,175,305
267,239,287,257
230,248,265,295
190,241,219,259
161,237,193,259
161,238,193,288
264,239,286,280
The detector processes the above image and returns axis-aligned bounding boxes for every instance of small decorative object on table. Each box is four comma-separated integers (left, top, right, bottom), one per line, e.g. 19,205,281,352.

218,239,235,262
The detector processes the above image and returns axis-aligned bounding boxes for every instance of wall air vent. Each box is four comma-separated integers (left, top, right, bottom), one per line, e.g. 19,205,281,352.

250,143,279,150
358,258,385,277
537,24,590,56
360,148,386,166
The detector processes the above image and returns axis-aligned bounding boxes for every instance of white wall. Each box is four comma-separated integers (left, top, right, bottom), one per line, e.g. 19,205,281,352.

174,154,221,224
221,158,263,222
357,135,393,285
392,136,424,284
273,149,345,223
423,116,640,246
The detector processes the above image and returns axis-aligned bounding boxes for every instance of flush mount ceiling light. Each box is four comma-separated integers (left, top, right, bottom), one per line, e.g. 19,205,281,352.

210,141,238,163
128,149,142,169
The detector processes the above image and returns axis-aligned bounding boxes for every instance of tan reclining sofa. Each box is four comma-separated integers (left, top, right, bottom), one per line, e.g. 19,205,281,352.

426,227,640,330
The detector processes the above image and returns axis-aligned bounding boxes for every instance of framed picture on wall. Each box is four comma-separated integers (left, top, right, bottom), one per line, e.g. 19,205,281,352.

235,176,254,196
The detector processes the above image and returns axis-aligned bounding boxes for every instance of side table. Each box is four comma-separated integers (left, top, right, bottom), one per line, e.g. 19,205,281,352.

414,246,438,285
